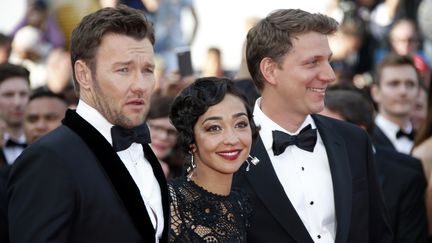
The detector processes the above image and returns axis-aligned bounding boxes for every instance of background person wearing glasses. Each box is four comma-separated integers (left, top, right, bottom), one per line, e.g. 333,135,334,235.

147,94,177,178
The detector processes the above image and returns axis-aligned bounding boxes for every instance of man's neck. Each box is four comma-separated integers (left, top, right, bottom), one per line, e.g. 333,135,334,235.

260,97,306,133
379,112,410,130
6,125,24,141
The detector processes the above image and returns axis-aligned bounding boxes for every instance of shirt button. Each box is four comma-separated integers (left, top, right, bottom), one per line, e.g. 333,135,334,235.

317,235,321,239
310,201,314,205
301,167,305,171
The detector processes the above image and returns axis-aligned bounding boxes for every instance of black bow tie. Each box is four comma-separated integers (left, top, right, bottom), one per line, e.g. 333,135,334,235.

272,124,317,155
111,123,151,152
396,129,415,140
5,139,27,148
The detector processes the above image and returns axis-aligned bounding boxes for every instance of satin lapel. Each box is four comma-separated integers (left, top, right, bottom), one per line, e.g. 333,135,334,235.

62,110,155,242
373,126,396,151
0,149,7,170
247,136,314,243
142,144,169,242
312,114,352,243
373,149,386,187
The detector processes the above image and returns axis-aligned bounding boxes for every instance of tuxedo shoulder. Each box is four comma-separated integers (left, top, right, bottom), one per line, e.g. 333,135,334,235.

29,125,75,147
376,150,427,196
313,114,367,137
375,146,424,175
11,125,86,174
378,156,424,184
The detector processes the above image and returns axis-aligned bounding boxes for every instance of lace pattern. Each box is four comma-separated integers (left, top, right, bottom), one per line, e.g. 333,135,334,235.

168,177,251,243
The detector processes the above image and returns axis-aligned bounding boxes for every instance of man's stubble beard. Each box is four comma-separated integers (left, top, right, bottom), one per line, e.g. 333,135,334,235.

92,77,145,129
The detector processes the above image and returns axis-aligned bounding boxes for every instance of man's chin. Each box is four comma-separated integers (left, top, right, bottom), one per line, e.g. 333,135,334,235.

27,136,38,144
120,116,146,128
311,104,325,114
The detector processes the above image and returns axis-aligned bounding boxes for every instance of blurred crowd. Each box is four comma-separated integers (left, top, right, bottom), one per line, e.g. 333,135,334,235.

1,0,432,241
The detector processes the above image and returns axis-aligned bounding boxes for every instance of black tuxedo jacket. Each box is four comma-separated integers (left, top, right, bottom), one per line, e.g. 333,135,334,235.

234,114,392,243
373,125,396,151
0,166,8,243
0,149,8,170
374,147,428,243
7,110,169,243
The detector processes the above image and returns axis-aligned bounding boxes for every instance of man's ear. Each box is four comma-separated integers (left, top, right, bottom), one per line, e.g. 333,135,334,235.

260,57,278,85
370,84,381,104
74,60,93,90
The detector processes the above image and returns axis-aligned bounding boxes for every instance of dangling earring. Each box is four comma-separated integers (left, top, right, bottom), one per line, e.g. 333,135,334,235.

245,155,260,171
186,153,196,181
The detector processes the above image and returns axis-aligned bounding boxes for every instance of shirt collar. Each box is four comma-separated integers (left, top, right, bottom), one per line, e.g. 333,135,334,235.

253,97,316,150
76,99,114,146
375,114,413,139
3,132,26,143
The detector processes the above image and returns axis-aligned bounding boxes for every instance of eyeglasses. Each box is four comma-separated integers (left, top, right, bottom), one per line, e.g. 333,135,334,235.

392,37,418,44
148,123,177,139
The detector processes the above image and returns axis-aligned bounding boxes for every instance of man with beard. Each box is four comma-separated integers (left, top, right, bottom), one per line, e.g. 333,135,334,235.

7,5,169,243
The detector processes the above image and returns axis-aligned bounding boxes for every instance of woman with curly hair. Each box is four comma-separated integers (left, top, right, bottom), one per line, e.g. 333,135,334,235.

168,77,259,242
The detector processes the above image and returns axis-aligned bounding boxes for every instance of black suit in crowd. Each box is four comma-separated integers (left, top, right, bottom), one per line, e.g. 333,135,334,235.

0,166,9,243
0,150,7,170
234,114,392,243
7,110,169,243
373,125,396,151
374,146,428,243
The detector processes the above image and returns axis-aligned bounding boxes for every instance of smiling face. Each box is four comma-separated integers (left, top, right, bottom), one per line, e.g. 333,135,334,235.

262,32,336,123
80,34,155,128
192,94,252,178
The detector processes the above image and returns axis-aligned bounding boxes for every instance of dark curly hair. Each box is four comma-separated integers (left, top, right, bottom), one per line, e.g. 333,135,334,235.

170,77,259,153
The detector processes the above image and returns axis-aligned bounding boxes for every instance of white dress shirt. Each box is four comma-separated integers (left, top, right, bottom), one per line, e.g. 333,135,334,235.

76,100,164,242
254,98,336,242
375,114,414,154
3,133,26,165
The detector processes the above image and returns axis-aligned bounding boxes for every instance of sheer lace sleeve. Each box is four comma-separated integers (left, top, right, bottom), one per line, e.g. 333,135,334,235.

168,183,182,242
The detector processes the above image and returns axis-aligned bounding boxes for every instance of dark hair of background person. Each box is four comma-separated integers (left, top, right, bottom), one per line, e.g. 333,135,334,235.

324,87,375,135
330,14,366,84
208,47,221,57
147,95,174,120
414,85,432,147
169,77,259,154
29,87,67,104
246,8,339,91
32,0,48,11
0,63,30,84
70,4,155,95
373,53,420,85
0,33,12,46
0,33,12,62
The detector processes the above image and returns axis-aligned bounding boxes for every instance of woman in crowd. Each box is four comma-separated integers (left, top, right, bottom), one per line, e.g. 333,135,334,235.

168,77,259,242
412,85,432,236
147,95,177,178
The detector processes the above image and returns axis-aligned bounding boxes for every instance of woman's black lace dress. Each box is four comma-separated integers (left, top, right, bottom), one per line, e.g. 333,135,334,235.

168,177,252,243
